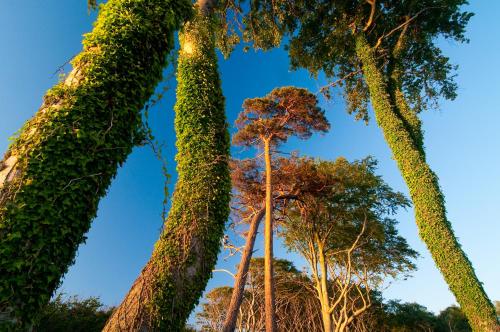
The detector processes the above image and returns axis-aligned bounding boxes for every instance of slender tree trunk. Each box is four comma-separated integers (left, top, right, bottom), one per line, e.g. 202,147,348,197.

337,321,347,332
103,1,231,330
263,138,277,332
223,208,265,332
0,0,191,329
317,242,333,332
355,33,498,332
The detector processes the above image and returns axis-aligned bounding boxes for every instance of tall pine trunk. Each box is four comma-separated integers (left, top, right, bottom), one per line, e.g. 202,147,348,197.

263,138,277,332
0,0,191,329
222,208,264,332
355,34,498,332
103,2,231,330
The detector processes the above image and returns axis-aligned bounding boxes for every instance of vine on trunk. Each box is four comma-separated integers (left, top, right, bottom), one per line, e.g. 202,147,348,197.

0,0,192,329
103,10,231,331
355,34,498,331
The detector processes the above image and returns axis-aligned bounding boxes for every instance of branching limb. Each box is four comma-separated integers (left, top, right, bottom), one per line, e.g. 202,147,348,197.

363,0,376,32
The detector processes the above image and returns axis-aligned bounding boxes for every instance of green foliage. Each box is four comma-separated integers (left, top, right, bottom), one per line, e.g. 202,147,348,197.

384,300,441,332
281,156,417,280
437,305,472,332
234,1,497,329
209,0,294,57
377,301,472,332
87,0,98,11
246,0,472,119
36,294,113,332
211,0,244,57
279,156,416,330
0,0,192,330
197,286,234,331
145,12,231,330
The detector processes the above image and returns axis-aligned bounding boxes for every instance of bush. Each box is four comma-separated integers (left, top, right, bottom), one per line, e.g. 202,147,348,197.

35,294,113,332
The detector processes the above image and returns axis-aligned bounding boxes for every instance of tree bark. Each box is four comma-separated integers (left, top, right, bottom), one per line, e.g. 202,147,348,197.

263,138,277,332
0,0,191,329
222,208,265,332
101,262,157,331
103,2,230,330
317,243,333,332
355,33,498,332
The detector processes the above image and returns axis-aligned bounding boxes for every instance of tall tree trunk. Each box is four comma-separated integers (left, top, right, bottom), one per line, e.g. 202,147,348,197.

263,138,277,332
317,242,333,332
0,0,191,330
355,34,498,332
222,208,265,332
103,2,231,330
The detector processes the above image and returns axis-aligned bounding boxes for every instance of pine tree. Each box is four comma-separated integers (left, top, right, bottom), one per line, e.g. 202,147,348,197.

232,87,329,331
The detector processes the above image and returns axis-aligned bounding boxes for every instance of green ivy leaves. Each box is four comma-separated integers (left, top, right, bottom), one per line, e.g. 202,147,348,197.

0,0,192,330
145,13,230,330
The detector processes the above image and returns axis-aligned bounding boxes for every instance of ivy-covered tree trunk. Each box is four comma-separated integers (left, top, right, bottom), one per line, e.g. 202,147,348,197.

0,0,191,330
355,34,498,332
103,4,231,331
223,208,264,332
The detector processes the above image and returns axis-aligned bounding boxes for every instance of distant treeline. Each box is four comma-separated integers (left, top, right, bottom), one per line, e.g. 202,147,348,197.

36,290,499,332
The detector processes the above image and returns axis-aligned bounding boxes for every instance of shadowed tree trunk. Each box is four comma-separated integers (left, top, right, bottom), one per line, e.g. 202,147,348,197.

355,33,498,332
0,0,191,329
222,208,264,332
103,0,231,330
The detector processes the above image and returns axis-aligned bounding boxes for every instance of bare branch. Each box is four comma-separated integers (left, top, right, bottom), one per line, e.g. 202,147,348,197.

213,269,236,279
363,0,377,32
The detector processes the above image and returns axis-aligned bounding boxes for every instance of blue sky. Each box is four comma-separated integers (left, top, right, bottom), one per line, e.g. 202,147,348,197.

1,0,499,321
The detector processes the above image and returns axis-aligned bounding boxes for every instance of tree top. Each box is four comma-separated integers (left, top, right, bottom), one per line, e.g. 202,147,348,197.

232,86,329,147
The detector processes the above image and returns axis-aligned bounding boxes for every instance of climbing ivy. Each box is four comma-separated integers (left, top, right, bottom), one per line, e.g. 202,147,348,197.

0,0,192,330
235,1,497,329
102,11,231,331
142,12,230,330
355,34,498,332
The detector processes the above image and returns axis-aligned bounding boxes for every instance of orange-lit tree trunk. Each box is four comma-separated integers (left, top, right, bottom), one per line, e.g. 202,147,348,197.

317,241,333,332
263,138,277,332
223,208,265,332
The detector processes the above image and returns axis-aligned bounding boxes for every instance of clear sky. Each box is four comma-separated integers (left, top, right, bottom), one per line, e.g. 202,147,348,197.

1,0,499,322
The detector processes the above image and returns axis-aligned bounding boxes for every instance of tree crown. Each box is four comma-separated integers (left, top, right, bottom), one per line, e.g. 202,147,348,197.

240,0,472,120
232,87,329,147
280,156,417,279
